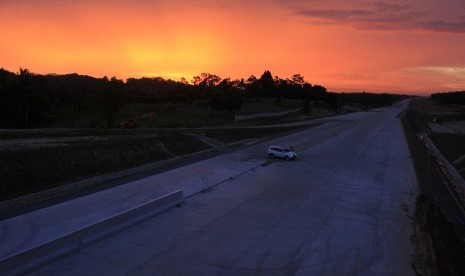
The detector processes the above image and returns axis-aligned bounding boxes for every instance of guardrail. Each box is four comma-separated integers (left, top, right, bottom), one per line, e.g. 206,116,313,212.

417,133,465,212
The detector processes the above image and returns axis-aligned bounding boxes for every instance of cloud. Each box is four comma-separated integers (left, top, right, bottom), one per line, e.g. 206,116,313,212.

404,66,465,91
374,2,410,13
296,9,371,21
421,20,465,34
289,1,465,33
411,66,465,77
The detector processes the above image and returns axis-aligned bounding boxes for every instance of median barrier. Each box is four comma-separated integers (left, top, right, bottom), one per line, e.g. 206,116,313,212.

0,190,184,276
418,133,465,211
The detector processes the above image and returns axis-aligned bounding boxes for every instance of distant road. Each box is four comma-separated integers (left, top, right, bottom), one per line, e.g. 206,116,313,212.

32,100,417,275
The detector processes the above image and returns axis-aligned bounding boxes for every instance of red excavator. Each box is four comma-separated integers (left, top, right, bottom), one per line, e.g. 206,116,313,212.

119,112,155,128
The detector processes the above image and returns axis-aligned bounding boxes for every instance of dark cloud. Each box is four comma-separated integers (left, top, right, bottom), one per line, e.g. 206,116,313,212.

291,1,465,33
296,9,371,21
374,2,410,13
422,20,465,34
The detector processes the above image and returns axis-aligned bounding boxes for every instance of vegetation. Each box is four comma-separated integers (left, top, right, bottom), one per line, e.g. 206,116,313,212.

0,68,408,129
0,68,332,129
0,126,307,201
337,92,408,109
0,67,411,202
431,91,465,105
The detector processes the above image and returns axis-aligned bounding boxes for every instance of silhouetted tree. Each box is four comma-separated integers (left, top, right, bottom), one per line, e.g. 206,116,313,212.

98,76,126,128
291,74,306,87
218,78,234,92
337,92,406,109
231,78,245,91
431,91,465,105
0,68,337,128
258,70,276,97
192,73,221,87
312,85,327,99
18,68,32,128
245,75,259,99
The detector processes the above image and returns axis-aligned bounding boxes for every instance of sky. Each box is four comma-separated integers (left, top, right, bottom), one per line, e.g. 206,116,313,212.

1,0,465,95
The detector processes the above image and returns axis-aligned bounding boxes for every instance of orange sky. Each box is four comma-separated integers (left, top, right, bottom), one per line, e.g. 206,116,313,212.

1,0,465,95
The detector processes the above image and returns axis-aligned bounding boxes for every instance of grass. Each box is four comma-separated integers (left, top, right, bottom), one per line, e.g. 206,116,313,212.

0,136,176,199
237,98,303,115
201,126,307,143
0,96,327,208
0,124,310,201
0,132,210,200
117,103,233,127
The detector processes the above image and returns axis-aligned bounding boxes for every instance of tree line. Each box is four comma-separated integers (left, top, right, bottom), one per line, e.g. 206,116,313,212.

337,92,408,109
0,67,405,129
431,91,465,105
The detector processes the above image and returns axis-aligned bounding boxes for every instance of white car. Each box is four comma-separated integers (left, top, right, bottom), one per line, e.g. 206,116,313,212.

267,146,297,160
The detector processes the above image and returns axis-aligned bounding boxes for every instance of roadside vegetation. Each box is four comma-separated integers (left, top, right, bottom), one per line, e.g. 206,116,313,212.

0,67,409,206
0,68,406,129
0,125,309,201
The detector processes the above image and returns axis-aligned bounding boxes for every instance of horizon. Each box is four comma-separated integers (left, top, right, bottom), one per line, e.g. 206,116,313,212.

1,67,425,96
1,0,465,95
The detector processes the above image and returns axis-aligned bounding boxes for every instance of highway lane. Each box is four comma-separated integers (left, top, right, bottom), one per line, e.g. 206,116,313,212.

31,100,417,275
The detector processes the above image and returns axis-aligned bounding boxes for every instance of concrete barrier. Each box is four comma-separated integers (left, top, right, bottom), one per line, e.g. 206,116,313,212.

0,160,181,213
418,133,465,211
0,190,184,276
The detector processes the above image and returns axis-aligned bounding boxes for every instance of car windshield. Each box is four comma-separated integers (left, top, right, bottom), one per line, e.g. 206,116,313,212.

283,148,291,152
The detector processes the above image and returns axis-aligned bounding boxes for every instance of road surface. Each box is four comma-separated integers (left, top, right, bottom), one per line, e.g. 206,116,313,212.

27,101,417,275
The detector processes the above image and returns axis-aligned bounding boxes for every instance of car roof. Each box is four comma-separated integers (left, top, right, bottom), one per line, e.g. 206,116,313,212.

269,145,291,150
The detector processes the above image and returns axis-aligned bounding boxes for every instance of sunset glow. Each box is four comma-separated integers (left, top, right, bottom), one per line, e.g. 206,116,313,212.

1,0,465,95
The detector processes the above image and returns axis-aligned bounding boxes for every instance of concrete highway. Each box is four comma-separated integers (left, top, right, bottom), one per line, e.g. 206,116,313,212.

26,100,417,275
